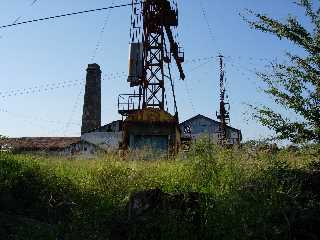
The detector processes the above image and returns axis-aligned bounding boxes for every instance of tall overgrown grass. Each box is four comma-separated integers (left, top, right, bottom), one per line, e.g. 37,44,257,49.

0,140,319,239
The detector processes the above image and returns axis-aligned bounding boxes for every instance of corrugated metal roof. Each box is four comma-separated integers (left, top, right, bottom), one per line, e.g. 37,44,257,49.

0,137,80,151
179,114,241,133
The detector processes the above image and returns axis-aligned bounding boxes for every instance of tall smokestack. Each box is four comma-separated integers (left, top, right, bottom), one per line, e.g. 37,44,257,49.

81,63,101,134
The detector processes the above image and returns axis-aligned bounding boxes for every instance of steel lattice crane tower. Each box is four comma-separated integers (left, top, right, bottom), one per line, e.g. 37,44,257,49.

118,0,185,118
118,0,185,155
216,55,230,145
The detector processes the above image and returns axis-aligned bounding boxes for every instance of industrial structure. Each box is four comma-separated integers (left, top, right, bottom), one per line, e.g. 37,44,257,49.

68,1,242,154
180,114,242,146
216,55,231,146
118,0,185,154
0,1,243,156
180,56,241,148
81,64,102,134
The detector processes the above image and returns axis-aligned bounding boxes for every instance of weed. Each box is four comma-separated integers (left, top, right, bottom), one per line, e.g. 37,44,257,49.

0,143,318,239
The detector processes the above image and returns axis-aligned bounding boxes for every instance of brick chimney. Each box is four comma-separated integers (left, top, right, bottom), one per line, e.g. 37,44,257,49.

81,63,101,134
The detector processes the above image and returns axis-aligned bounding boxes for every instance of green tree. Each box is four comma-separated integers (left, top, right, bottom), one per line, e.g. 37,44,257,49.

244,0,320,144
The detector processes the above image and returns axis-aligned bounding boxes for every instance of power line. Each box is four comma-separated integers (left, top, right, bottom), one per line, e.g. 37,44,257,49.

184,81,196,115
62,71,124,136
0,108,80,127
0,81,83,99
30,0,40,6
0,79,82,95
199,0,215,43
1,72,126,136
0,109,77,137
0,72,126,99
63,87,85,136
184,55,270,67
12,17,22,25
90,0,115,62
226,57,259,75
0,0,41,39
65,3,116,135
184,56,215,65
183,59,216,115
187,59,214,73
0,2,137,30
65,0,120,134
64,1,122,136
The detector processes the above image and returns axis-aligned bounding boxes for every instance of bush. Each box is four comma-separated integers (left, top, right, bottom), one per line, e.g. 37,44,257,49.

0,143,318,239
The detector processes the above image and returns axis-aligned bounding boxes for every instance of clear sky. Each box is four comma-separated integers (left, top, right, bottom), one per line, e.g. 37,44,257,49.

0,0,309,140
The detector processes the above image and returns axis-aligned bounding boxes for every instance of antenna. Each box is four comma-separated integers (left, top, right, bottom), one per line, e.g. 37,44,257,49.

216,55,230,145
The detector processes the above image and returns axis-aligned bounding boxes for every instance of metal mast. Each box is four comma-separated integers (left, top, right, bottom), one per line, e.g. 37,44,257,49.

118,0,185,117
142,0,165,109
216,55,230,145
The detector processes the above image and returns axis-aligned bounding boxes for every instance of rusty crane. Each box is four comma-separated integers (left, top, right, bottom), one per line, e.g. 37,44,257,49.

118,0,185,155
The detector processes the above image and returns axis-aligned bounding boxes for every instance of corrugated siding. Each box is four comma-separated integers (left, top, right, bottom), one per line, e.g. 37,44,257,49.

180,116,241,144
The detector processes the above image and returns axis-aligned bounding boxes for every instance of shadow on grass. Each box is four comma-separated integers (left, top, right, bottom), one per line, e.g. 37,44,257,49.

1,150,320,240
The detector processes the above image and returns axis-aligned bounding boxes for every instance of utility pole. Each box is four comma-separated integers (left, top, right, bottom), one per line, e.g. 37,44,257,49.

216,55,230,146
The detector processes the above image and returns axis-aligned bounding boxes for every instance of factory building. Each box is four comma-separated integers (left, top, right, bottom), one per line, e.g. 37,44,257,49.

79,64,242,153
81,120,123,151
1,64,242,155
180,114,242,145
0,137,102,156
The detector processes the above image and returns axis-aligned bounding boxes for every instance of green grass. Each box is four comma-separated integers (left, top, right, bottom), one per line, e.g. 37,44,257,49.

0,141,319,240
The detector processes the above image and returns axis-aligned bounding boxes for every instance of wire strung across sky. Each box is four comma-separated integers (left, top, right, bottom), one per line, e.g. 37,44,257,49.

63,87,85,136
199,0,215,43
182,58,217,115
0,72,126,99
63,0,117,135
0,80,83,99
0,54,269,100
0,108,80,127
90,0,116,62
64,0,117,133
0,0,41,39
30,0,40,6
0,2,138,30
0,55,247,100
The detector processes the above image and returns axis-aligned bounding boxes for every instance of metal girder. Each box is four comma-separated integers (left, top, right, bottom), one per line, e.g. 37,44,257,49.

118,0,185,117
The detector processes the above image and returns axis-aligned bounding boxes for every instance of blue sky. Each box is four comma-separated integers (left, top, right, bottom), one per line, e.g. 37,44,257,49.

0,0,309,139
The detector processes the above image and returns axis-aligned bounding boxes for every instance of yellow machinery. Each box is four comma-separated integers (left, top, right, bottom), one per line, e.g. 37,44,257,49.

121,108,181,155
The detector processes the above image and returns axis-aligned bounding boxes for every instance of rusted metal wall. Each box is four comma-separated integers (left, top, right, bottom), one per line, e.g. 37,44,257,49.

122,108,181,155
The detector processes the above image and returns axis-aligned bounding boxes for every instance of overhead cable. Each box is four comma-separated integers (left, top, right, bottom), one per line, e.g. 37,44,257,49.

0,0,41,39
0,72,126,99
63,87,85,136
30,0,40,6
90,0,115,62
0,2,138,29
199,0,215,43
0,108,80,126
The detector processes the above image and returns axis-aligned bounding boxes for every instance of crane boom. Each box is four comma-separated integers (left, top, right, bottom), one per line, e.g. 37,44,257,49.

165,26,185,80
